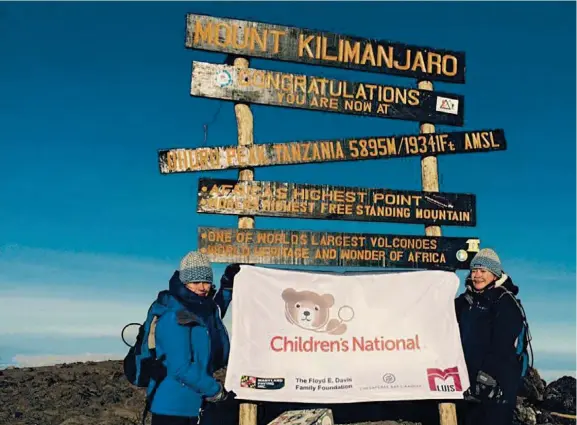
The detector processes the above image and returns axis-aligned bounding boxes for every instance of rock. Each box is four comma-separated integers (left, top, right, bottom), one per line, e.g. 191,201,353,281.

543,376,576,415
519,367,546,403
59,415,92,425
514,404,537,425
267,409,334,425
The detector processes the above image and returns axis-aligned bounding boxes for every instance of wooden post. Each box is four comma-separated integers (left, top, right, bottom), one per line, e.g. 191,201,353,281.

232,55,258,425
419,79,457,425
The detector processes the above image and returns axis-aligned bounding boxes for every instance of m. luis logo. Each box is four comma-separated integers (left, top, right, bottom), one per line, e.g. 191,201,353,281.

269,288,421,354
426,366,463,392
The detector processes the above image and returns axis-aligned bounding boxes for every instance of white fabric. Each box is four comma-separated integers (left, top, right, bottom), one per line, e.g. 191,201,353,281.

225,266,470,403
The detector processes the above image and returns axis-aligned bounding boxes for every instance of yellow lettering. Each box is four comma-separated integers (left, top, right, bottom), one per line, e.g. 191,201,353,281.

321,37,338,61
269,30,285,54
249,27,266,51
343,41,361,64
193,20,212,44
360,44,376,66
411,51,427,73
298,34,315,58
215,23,231,47
376,45,393,68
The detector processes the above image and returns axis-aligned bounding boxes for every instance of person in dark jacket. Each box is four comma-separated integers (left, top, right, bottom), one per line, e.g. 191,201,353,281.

455,248,524,425
145,251,240,425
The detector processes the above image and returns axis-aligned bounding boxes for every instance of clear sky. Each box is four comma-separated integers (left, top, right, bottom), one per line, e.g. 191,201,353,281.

1,2,575,382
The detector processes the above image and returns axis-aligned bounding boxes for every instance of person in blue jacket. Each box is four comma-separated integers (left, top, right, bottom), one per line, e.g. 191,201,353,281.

146,251,240,425
455,248,525,425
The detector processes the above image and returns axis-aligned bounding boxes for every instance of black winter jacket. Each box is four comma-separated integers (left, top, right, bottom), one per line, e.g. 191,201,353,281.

455,273,524,403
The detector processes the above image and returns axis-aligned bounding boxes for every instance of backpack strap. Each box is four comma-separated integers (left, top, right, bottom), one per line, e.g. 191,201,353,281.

148,316,159,350
491,287,534,374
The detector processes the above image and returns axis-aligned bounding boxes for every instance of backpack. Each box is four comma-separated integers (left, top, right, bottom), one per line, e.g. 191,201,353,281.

121,302,167,424
494,288,534,379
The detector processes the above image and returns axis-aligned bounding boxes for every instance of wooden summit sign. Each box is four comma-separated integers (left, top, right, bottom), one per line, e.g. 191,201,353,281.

198,226,480,269
185,13,466,83
190,61,465,126
197,178,477,227
158,129,506,174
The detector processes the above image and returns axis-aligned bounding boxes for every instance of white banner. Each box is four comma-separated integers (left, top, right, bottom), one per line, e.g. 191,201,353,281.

225,266,469,403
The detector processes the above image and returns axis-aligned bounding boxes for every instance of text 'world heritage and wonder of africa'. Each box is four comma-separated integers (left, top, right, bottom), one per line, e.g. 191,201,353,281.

197,227,480,269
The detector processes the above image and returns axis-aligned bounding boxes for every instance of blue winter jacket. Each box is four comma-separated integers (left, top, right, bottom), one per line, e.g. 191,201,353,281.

146,271,231,418
455,273,524,403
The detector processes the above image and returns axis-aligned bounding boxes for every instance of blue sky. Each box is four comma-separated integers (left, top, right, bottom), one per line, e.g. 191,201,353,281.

0,2,575,382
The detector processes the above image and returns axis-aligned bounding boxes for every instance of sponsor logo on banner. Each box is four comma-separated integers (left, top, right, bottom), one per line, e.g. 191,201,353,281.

240,375,285,390
426,366,463,392
358,372,423,392
382,373,396,384
436,96,459,115
295,376,355,392
271,287,422,354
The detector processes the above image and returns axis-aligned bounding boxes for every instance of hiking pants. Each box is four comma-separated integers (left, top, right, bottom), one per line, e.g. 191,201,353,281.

459,401,516,425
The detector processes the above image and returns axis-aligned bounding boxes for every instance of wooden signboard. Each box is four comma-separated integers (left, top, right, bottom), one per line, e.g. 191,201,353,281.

158,129,506,174
185,13,466,84
197,226,480,269
197,179,477,227
190,61,465,126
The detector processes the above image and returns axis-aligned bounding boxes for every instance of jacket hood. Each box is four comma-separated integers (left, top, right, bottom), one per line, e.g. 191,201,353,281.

150,289,172,317
492,273,519,297
465,272,520,299
147,271,189,316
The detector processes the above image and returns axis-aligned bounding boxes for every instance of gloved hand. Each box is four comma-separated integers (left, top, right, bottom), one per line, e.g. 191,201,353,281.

205,383,236,403
220,264,241,291
465,370,503,402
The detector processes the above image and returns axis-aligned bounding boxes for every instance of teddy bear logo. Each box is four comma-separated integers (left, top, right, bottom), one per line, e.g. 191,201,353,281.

281,288,355,335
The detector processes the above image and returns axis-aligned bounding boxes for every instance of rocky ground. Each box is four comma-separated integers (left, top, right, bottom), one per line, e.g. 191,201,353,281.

0,360,574,425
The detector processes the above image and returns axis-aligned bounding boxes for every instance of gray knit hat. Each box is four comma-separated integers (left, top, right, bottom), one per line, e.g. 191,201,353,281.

179,251,213,284
470,248,502,278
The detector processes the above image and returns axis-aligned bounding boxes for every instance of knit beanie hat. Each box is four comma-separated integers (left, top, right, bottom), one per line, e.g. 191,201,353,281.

179,251,213,284
470,248,502,278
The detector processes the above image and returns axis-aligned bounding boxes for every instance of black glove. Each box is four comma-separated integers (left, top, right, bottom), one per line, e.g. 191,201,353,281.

220,264,241,291
463,387,481,403
205,384,236,403
466,371,504,402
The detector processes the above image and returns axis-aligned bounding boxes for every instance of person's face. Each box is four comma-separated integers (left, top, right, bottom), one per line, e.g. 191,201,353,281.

185,281,212,297
470,268,497,291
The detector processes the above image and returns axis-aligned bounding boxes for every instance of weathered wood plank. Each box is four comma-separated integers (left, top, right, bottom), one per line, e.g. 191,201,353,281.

189,62,464,126
197,226,480,269
185,13,465,84
197,179,477,227
158,129,504,174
